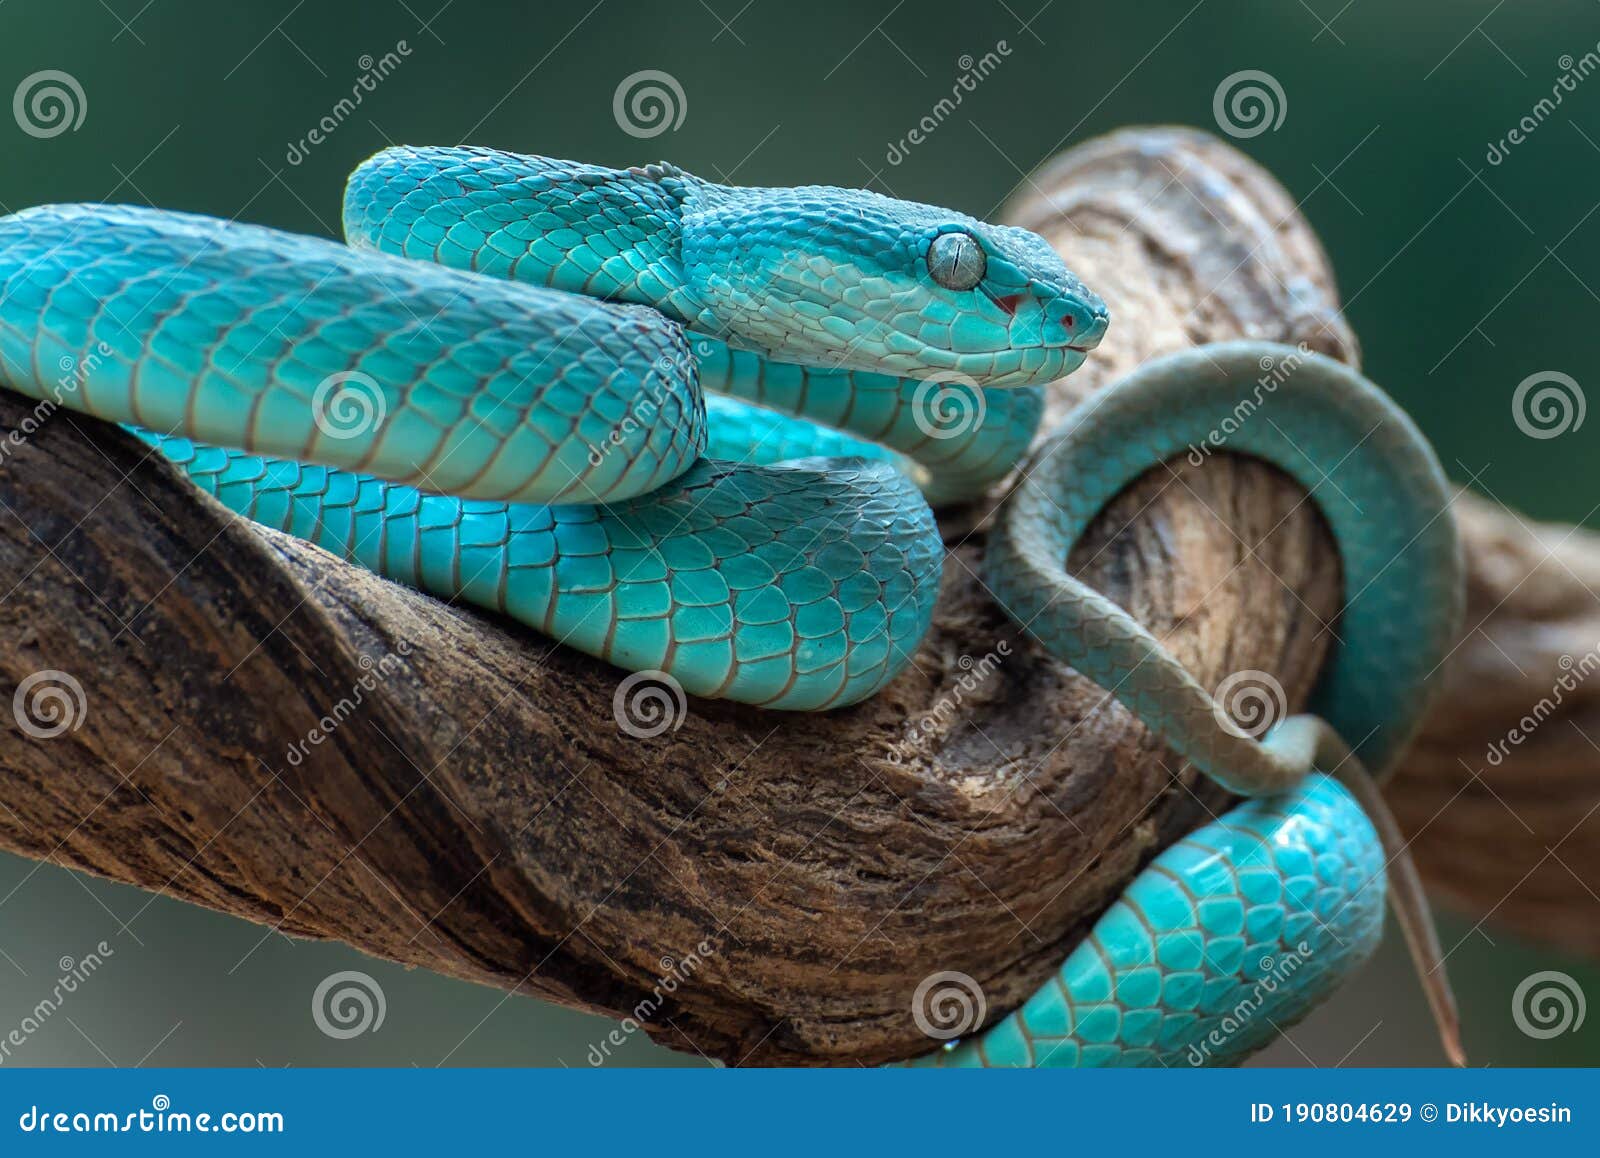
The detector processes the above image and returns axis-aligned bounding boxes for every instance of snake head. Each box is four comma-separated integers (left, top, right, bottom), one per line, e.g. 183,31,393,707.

679,181,1108,388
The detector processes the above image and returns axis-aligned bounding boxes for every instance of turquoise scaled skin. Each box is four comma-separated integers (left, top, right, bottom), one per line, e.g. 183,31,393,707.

933,342,1463,1067
0,147,1461,1066
911,775,1386,1067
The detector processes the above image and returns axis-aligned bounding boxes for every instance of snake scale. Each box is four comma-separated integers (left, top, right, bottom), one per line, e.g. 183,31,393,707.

0,145,1464,1066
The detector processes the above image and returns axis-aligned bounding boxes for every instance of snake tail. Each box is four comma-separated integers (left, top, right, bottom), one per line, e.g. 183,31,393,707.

1328,748,1465,1066
0,145,1461,1065
989,341,1462,790
984,340,1465,1063
1264,715,1463,1064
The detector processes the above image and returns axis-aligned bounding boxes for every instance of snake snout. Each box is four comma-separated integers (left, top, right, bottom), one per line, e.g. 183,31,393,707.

1049,297,1109,351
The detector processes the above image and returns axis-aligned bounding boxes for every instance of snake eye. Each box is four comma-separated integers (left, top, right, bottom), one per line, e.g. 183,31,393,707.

926,231,986,291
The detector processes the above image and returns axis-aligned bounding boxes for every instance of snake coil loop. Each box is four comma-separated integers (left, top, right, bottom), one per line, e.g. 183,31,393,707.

0,148,1461,1067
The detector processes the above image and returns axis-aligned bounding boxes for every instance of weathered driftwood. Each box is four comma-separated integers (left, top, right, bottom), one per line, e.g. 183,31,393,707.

0,126,1590,1066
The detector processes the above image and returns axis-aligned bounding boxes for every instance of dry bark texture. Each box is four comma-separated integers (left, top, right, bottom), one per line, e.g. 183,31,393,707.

1397,491,1600,959
0,126,1590,1065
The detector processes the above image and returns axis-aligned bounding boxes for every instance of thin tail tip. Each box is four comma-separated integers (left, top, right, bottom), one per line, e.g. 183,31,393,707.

1430,966,1466,1067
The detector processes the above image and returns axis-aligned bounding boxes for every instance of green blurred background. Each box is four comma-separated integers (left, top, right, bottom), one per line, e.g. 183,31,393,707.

1,0,1596,1066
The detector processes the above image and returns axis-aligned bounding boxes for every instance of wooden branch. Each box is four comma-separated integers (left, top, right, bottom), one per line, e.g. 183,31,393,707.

1395,491,1600,958
0,126,1589,1066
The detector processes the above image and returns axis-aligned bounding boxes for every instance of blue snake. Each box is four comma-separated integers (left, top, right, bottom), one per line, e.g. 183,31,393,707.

0,145,1463,1066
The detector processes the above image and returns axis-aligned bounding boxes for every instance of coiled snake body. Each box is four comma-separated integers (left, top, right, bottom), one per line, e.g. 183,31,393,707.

0,146,1463,1066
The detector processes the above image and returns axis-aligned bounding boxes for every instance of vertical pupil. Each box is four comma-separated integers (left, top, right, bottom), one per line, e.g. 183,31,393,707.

950,240,969,276
932,234,981,288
